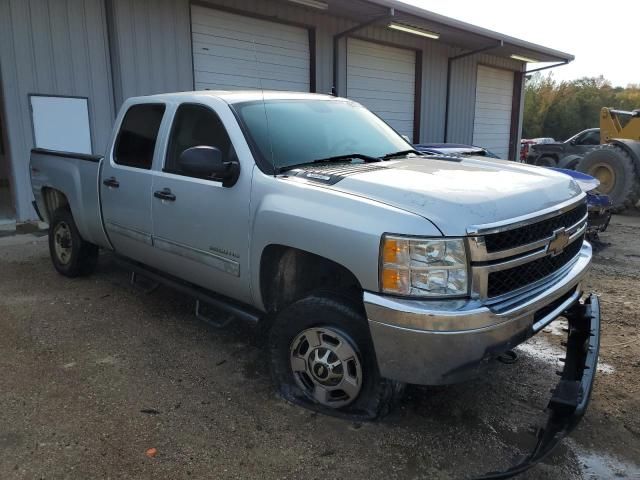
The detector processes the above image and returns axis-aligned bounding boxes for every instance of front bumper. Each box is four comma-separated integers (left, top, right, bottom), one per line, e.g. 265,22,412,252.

475,294,600,479
365,242,593,385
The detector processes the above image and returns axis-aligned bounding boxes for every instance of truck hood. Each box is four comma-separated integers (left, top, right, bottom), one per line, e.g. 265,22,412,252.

325,157,582,236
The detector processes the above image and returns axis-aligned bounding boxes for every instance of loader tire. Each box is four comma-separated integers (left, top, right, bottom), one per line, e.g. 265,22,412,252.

577,145,639,212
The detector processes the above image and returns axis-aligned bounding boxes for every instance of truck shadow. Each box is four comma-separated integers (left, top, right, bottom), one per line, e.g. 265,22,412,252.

92,252,596,478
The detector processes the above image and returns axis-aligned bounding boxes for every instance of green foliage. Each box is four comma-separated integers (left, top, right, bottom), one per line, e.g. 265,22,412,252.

523,74,640,141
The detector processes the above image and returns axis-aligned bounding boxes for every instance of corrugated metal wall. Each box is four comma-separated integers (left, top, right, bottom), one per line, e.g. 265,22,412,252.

446,52,523,146
108,0,193,104
108,0,458,144
0,0,114,221
0,0,524,221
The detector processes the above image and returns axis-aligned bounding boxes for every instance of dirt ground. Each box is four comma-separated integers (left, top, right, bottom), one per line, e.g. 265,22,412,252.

0,216,639,480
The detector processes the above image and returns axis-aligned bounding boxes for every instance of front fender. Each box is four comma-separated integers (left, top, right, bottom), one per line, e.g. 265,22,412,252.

249,173,441,309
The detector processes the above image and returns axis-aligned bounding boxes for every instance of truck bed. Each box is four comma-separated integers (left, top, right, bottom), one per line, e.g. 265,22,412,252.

30,148,111,249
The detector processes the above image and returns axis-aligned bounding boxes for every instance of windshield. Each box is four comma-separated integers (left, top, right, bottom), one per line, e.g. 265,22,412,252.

233,99,411,171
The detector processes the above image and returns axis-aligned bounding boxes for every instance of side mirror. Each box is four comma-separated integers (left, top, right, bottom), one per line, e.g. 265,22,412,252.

179,146,239,187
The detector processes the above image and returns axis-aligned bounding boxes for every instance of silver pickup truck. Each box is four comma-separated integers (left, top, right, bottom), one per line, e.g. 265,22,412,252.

31,91,600,474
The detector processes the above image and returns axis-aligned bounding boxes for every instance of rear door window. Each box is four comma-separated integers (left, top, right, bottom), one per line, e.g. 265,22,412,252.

114,104,166,169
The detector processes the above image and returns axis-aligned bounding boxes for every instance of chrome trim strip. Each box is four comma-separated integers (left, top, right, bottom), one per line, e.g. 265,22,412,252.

105,221,152,245
569,222,587,242
466,194,586,236
153,236,240,277
568,214,589,234
531,289,581,332
478,228,584,273
468,213,588,262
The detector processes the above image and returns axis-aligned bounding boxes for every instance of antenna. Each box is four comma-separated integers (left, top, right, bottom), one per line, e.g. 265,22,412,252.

251,38,276,176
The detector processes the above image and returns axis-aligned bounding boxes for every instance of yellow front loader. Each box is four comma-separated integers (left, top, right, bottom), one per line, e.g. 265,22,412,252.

577,108,640,211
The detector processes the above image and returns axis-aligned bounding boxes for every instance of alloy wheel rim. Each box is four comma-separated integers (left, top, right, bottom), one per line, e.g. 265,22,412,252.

53,222,73,265
289,327,362,408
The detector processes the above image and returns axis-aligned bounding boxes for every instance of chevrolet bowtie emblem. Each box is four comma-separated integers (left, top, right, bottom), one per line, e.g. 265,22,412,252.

547,228,570,257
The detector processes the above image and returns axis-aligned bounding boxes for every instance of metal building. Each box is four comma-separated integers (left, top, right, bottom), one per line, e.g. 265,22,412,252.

0,0,573,224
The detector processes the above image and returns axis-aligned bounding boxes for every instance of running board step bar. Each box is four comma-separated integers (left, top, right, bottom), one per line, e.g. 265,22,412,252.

115,255,262,325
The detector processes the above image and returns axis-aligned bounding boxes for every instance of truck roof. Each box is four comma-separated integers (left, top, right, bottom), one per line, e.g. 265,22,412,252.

137,90,337,104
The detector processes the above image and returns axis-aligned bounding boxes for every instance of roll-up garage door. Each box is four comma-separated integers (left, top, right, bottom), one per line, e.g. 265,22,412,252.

346,38,416,140
472,65,514,159
191,5,310,92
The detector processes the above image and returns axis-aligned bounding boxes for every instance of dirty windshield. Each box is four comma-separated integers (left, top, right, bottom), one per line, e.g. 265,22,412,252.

234,99,411,172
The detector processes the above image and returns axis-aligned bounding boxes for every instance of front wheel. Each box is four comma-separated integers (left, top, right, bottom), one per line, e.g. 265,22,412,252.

269,294,404,420
48,208,99,277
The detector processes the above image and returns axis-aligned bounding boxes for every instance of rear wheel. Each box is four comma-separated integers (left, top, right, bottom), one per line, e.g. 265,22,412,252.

557,154,582,170
535,155,557,167
48,208,99,277
269,293,404,420
577,145,639,211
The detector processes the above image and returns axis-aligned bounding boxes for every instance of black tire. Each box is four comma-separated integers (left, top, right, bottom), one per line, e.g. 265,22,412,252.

269,293,404,420
557,154,582,170
48,208,99,277
576,145,640,212
535,155,558,167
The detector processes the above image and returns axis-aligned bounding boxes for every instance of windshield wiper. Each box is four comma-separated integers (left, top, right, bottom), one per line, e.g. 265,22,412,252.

380,149,425,160
312,153,381,164
278,153,381,173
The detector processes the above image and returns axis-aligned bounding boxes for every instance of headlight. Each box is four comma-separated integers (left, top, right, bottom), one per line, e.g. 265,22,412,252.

380,235,468,297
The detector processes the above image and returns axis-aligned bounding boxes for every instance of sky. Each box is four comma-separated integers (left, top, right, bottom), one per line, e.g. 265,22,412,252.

399,0,639,88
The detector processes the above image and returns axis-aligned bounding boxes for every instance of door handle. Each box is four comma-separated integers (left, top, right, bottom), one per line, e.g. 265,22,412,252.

154,188,176,202
103,177,119,188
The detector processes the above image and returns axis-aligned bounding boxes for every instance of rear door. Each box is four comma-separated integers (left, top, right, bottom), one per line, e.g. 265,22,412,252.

150,101,253,304
100,102,165,264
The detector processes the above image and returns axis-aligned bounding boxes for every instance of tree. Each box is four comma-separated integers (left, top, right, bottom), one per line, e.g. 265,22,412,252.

522,74,640,140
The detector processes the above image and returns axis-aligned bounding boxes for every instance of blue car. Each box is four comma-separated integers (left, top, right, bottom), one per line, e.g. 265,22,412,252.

414,143,612,238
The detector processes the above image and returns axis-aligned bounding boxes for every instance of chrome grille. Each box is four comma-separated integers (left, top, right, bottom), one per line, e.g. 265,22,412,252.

487,234,584,297
484,203,587,253
468,198,588,300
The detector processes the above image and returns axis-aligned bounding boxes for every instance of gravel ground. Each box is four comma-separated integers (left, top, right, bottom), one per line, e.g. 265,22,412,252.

0,217,639,480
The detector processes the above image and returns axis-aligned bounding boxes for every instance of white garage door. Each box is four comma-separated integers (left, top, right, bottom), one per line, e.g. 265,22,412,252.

347,38,416,140
472,65,514,159
191,5,310,92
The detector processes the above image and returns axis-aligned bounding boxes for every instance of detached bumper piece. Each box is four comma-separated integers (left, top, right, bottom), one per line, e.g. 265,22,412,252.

473,294,601,480
587,206,612,236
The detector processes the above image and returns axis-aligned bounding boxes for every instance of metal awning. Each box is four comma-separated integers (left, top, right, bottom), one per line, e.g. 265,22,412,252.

320,0,574,64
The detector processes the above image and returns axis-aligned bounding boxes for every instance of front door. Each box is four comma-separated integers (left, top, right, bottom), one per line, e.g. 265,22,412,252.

150,102,253,304
100,103,166,264
572,129,601,154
